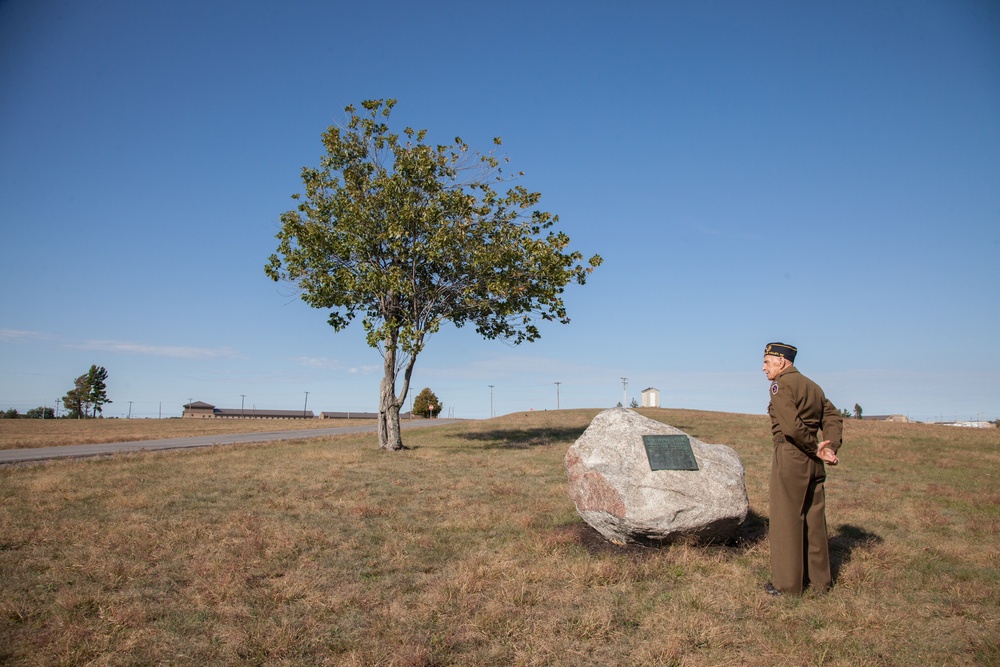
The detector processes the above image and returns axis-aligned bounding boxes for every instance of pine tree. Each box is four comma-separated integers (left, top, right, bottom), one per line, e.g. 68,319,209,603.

62,365,111,418
86,365,112,417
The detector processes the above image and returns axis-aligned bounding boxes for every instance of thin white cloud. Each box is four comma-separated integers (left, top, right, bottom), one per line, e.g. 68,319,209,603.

0,328,53,341
293,356,342,369
293,358,379,374
69,340,239,359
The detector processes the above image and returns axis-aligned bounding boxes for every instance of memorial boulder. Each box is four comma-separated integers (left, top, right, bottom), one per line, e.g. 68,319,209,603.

565,408,749,544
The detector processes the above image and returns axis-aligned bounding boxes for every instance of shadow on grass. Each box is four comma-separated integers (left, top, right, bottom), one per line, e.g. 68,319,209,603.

830,523,883,583
728,508,768,549
458,426,588,450
554,508,769,557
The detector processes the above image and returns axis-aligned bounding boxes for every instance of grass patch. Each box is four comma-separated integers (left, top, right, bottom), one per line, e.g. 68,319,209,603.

0,417,377,450
1,408,997,665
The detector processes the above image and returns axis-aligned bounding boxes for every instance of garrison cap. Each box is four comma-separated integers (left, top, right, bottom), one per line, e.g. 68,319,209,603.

764,342,797,363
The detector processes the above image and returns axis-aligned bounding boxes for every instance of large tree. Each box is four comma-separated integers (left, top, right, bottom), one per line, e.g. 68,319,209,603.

62,365,111,418
62,373,91,419
267,99,601,450
86,365,111,417
412,387,442,419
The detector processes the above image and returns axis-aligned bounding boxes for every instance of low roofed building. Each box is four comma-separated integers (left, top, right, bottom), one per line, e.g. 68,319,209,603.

320,411,414,419
861,414,909,423
182,402,314,419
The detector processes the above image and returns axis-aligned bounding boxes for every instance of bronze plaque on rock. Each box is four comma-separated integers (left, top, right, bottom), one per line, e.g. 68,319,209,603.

642,434,699,471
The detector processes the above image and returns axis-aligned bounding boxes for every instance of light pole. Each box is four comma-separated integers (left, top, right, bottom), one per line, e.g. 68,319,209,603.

554,382,561,410
489,385,495,419
621,377,628,408
303,391,310,418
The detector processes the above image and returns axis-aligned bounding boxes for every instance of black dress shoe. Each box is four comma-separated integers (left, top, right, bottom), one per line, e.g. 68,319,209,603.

764,582,782,596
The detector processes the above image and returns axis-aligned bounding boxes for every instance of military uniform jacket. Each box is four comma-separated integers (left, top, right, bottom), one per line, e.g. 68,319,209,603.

768,366,843,456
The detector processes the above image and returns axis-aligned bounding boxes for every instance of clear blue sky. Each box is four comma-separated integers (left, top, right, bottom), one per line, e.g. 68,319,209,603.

2,0,998,422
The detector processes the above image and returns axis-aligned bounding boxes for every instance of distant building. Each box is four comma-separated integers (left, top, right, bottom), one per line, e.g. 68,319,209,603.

320,411,379,420
182,401,314,419
861,414,909,423
320,411,414,419
939,421,995,429
641,387,661,408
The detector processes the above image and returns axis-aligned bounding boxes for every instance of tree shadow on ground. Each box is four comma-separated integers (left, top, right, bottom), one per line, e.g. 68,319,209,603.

829,523,883,583
457,426,588,450
553,508,769,558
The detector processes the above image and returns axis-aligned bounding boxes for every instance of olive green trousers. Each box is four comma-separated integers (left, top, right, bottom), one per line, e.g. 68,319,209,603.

769,440,832,595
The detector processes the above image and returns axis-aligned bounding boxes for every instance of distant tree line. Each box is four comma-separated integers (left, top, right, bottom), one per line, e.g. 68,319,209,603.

1,405,58,419
839,403,864,419
1,365,111,419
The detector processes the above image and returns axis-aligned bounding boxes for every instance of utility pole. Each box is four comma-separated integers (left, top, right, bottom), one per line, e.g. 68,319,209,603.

127,401,133,419
621,377,628,408
303,391,310,418
554,382,561,410
240,394,246,418
489,385,495,419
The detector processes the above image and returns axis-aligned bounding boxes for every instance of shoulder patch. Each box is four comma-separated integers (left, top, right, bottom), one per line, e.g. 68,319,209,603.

770,382,778,395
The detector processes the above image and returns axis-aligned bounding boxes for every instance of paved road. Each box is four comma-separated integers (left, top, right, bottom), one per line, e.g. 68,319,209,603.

0,419,465,464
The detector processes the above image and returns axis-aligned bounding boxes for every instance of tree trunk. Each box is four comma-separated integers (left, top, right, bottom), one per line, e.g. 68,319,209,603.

377,324,422,451
378,326,405,451
379,374,404,450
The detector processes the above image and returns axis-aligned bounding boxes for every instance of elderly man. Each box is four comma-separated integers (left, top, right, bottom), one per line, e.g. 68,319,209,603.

762,342,843,596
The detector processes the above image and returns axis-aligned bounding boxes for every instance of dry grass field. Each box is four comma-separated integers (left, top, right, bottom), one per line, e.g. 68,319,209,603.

0,417,377,450
0,408,997,665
